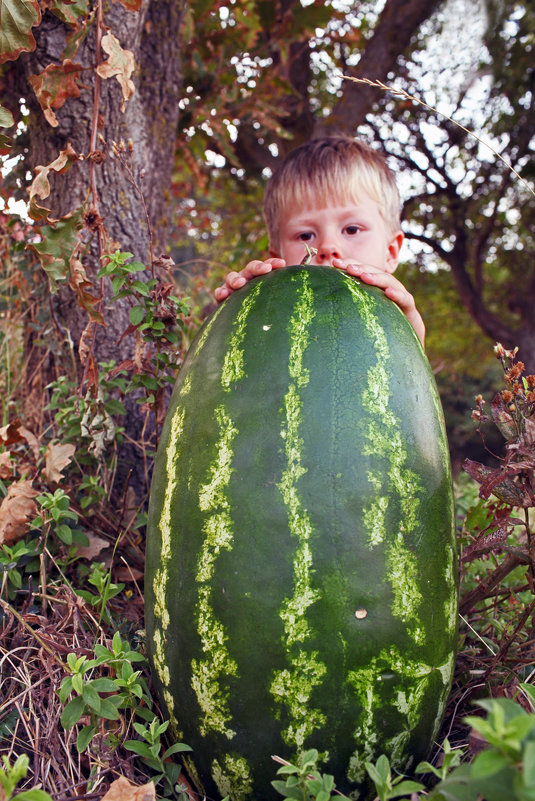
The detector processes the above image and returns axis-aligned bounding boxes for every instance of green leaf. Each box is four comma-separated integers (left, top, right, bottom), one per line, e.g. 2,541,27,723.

55,523,73,544
98,698,120,720
71,673,83,695
58,677,73,704
81,683,102,713
129,305,145,326
162,742,193,758
61,695,85,729
76,724,96,753
51,0,89,26
90,678,118,693
28,208,84,290
131,279,150,296
471,749,509,779
124,739,155,759
270,781,302,800
0,104,14,127
0,0,41,64
111,275,126,294
390,779,426,796
13,791,54,801
520,683,535,711
9,569,22,588
522,740,535,787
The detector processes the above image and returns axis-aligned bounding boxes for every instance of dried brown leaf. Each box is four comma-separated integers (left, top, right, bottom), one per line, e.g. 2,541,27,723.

99,776,156,801
525,416,535,446
113,0,142,9
0,419,40,459
43,442,76,484
0,419,24,446
27,144,81,220
491,393,517,441
0,479,38,545
69,252,104,325
463,458,532,507
28,60,84,127
95,32,135,110
79,320,95,365
75,533,109,560
0,452,12,480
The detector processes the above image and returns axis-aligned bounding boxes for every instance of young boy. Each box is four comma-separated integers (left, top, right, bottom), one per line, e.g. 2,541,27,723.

214,136,425,346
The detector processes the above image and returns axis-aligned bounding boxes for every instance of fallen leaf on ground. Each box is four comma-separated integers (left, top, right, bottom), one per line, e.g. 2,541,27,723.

43,442,76,484
99,776,156,801
0,419,39,458
0,452,12,479
75,533,109,560
0,479,38,544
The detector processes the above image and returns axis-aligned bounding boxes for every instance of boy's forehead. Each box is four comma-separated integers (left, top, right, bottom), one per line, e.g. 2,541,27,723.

279,183,382,217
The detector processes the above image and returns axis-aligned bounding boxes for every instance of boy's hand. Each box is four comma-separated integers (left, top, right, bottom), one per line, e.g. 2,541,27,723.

214,257,286,302
333,259,425,347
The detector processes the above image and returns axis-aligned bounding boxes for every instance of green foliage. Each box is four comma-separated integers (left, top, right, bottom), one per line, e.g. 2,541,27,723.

124,719,192,798
46,367,126,458
365,755,424,801
58,631,147,752
0,539,40,600
0,754,52,801
271,749,339,801
74,563,124,624
359,691,535,801
98,249,188,412
33,488,87,547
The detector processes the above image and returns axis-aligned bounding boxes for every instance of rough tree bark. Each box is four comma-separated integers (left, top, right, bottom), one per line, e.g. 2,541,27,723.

15,0,186,496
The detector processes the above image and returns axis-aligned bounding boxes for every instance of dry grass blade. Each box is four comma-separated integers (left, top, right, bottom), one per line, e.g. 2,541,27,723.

341,75,535,198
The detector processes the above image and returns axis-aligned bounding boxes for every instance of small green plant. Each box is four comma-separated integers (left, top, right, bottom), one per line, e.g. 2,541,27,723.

415,737,464,782
0,753,53,800
362,686,535,801
58,631,147,753
75,563,124,624
365,754,424,801
46,366,127,459
33,488,87,547
124,717,192,798
272,749,341,801
0,539,40,600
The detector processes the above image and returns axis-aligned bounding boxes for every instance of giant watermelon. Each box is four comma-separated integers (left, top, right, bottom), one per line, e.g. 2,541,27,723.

145,264,458,801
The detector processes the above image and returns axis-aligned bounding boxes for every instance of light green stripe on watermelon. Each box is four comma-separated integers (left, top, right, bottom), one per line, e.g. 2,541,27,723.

221,281,263,389
444,548,458,634
152,404,186,734
192,405,239,738
212,754,254,801
189,300,225,359
344,276,424,644
271,272,327,748
346,645,436,784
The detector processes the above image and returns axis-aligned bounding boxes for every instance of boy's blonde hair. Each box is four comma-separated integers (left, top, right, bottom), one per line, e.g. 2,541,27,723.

263,136,401,252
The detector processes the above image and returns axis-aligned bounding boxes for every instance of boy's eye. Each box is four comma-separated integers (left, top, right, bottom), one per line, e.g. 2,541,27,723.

297,232,314,241
344,225,361,236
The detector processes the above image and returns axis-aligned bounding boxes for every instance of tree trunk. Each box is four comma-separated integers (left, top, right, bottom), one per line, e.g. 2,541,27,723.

317,0,445,135
17,0,186,497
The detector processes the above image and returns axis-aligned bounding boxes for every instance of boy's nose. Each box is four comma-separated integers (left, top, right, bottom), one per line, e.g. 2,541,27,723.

318,243,341,262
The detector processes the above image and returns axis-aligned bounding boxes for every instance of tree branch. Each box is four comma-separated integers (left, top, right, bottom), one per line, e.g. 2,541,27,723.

316,0,444,134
